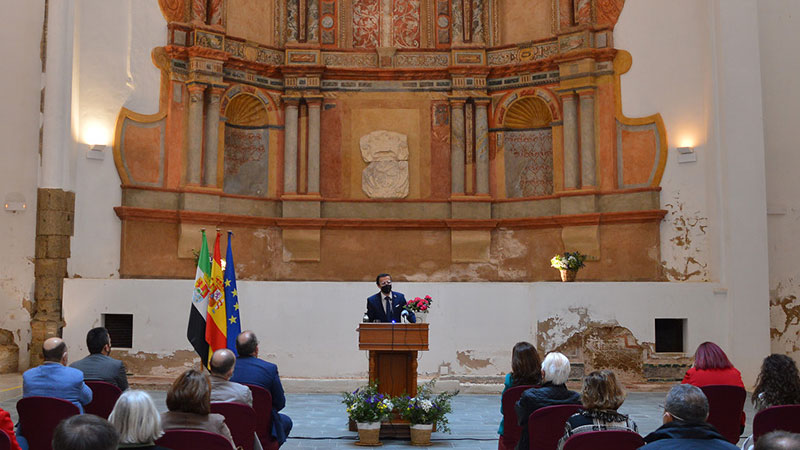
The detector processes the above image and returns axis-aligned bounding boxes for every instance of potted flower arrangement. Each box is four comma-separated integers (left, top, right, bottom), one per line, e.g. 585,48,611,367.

550,251,588,282
404,295,433,322
394,381,458,445
342,383,394,445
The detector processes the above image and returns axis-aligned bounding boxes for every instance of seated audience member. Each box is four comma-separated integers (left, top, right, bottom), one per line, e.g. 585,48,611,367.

52,414,119,450
641,384,738,449
230,331,293,445
0,406,21,450
70,327,129,390
498,341,542,438
23,337,92,412
515,352,580,450
210,348,253,406
557,370,638,450
161,369,235,449
682,341,744,387
754,431,800,450
740,354,800,450
108,390,170,450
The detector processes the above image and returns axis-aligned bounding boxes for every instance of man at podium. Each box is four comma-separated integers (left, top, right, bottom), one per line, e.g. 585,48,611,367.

366,273,416,323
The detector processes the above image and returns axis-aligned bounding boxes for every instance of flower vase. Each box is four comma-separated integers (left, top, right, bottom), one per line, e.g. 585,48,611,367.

356,421,382,446
415,312,428,323
410,423,433,446
560,269,577,282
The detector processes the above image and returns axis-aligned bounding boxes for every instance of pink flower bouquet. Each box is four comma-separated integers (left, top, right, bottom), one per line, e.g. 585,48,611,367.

405,295,433,313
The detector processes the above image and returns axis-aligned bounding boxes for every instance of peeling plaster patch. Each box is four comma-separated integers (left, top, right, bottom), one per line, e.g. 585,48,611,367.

770,281,800,355
456,350,492,371
536,306,594,351
661,193,709,281
116,350,197,377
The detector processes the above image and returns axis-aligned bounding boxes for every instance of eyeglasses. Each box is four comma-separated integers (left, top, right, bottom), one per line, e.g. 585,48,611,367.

659,404,687,422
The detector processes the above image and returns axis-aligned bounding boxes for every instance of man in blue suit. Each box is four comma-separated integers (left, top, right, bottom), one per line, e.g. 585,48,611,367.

230,331,292,446
366,273,416,323
23,337,93,412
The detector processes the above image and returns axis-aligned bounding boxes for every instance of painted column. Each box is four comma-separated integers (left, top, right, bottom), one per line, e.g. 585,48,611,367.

208,0,224,26
41,0,75,189
283,97,301,193
450,100,466,194
561,91,579,189
203,87,224,187
186,84,206,185
578,88,596,187
306,97,322,194
191,0,207,24
474,98,490,195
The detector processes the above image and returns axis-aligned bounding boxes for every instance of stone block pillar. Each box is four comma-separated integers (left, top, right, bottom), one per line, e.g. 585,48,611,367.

186,83,206,186
283,97,301,194
474,98,490,195
31,189,75,366
578,88,597,187
450,99,466,195
561,91,579,189
203,86,224,187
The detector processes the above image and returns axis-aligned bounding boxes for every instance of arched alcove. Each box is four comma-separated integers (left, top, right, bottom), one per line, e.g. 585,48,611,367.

502,97,554,197
223,93,270,196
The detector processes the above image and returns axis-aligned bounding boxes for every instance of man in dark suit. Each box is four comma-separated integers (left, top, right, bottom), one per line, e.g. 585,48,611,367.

230,331,292,445
366,273,416,323
70,327,129,390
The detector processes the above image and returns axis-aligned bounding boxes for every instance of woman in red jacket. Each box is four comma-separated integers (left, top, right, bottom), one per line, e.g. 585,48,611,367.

682,341,744,387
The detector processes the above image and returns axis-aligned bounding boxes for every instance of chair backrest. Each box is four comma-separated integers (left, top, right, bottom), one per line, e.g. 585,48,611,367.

700,384,747,443
244,383,275,445
17,396,80,450
211,402,257,450
752,404,800,442
0,429,12,450
528,404,581,450
84,380,123,419
155,429,233,450
499,385,537,450
562,430,644,450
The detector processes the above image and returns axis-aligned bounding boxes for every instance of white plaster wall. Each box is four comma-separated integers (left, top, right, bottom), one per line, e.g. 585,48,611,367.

63,280,732,381
0,0,45,369
615,0,717,282
758,0,800,360
68,0,164,278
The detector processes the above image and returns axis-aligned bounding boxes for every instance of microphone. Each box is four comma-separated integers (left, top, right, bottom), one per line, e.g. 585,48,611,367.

400,310,409,323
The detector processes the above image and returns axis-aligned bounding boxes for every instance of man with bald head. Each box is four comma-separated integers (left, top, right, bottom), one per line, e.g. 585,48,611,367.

209,348,252,406
23,337,92,412
230,331,292,445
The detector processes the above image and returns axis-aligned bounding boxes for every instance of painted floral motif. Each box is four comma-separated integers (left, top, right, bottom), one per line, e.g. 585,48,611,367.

471,0,484,44
353,0,380,49
503,130,553,197
287,0,299,41
596,0,625,27
208,0,223,25
392,0,420,48
308,0,320,42
574,0,592,25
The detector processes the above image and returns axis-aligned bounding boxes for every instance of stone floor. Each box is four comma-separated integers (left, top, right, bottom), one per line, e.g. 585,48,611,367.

0,374,757,450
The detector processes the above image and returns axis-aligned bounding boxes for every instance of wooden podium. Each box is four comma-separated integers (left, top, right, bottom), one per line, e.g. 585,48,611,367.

357,323,429,398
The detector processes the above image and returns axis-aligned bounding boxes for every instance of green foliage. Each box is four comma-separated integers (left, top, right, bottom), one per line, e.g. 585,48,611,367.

393,381,458,433
341,383,394,423
550,251,588,271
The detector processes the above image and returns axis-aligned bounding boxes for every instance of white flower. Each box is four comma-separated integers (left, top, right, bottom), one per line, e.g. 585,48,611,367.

420,399,433,412
382,399,394,410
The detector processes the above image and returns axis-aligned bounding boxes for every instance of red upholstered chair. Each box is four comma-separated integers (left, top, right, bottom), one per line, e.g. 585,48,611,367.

561,430,644,450
700,385,746,443
155,429,233,450
211,402,258,450
528,404,581,450
17,396,80,450
752,404,800,442
84,380,123,419
0,430,11,450
498,385,537,450
244,384,280,450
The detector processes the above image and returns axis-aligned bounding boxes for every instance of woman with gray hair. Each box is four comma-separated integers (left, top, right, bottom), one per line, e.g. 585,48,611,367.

515,352,580,450
108,390,170,450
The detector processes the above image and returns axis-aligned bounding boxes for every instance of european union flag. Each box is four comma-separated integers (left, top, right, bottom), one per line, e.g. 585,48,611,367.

224,231,242,355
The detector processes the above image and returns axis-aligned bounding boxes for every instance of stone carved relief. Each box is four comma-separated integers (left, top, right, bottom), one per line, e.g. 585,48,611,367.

361,131,409,198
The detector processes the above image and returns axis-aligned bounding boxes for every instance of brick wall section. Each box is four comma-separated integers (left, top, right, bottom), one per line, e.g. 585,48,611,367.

31,188,74,366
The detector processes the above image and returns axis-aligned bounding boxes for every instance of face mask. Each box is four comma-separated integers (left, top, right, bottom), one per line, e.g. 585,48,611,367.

380,284,392,294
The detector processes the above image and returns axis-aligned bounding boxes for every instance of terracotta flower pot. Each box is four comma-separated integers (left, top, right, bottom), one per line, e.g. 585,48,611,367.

560,269,577,282
410,423,433,446
356,421,381,445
